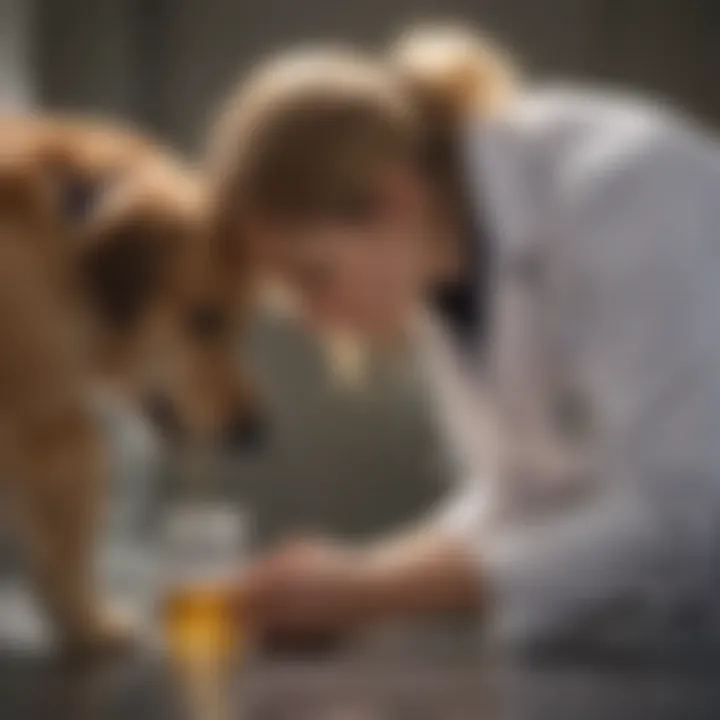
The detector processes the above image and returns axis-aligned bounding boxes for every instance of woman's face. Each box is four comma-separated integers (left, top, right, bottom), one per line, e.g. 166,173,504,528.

248,170,436,341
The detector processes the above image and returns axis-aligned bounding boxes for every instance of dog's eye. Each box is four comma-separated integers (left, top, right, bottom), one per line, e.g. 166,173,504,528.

61,178,99,220
185,304,228,342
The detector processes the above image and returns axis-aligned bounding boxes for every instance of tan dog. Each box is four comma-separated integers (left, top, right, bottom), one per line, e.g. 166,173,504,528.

0,116,260,655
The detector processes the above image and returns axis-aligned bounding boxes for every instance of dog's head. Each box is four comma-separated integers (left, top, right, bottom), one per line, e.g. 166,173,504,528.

76,160,264,450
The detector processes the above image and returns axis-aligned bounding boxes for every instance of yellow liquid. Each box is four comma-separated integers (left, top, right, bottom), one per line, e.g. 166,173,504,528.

163,582,243,666
163,583,244,720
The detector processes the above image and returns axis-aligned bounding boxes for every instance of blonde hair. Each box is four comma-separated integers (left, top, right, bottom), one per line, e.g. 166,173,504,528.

389,24,518,125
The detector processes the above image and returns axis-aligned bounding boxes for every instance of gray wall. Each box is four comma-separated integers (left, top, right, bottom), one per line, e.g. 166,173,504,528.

0,0,34,108
35,0,720,150
35,0,138,117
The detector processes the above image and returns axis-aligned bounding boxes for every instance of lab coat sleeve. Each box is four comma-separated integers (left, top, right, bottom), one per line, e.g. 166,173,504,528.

443,122,720,647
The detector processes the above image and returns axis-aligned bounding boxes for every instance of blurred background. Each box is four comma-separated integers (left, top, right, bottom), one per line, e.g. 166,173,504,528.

1,0,720,636
18,0,720,149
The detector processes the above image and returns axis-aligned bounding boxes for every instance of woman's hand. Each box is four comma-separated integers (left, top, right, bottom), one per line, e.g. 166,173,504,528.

240,528,482,643
241,538,377,642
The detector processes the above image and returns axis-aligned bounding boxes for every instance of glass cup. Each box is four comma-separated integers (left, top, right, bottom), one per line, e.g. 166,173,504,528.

159,503,249,720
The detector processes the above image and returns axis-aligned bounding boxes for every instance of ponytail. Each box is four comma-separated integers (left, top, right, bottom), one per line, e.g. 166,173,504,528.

389,25,517,131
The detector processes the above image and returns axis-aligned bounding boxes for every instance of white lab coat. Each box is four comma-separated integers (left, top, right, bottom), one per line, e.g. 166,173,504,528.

425,87,720,653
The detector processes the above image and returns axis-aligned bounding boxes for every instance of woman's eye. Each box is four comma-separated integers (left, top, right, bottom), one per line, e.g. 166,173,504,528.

185,304,227,341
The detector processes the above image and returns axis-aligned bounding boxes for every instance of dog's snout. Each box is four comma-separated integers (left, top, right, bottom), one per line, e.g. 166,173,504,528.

223,410,267,452
143,392,182,439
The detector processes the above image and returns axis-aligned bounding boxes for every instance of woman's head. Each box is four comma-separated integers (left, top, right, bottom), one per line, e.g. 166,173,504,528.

209,29,516,341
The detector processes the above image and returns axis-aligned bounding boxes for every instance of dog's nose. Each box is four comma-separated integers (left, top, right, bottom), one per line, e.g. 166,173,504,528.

143,392,182,439
223,411,267,452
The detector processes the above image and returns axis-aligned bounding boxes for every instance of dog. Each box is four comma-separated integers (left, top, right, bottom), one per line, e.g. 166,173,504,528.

0,116,261,655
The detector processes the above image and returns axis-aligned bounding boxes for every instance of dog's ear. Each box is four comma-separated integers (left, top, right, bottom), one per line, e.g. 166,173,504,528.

78,217,174,329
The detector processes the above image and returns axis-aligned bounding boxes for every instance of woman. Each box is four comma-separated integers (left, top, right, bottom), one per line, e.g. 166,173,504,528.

211,28,720,657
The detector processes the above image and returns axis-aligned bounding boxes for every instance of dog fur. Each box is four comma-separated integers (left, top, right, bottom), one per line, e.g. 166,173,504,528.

0,116,256,654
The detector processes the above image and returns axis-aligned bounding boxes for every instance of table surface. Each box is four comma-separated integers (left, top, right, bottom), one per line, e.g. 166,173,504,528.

8,645,720,720
1,646,495,720
0,578,493,720
6,581,720,720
